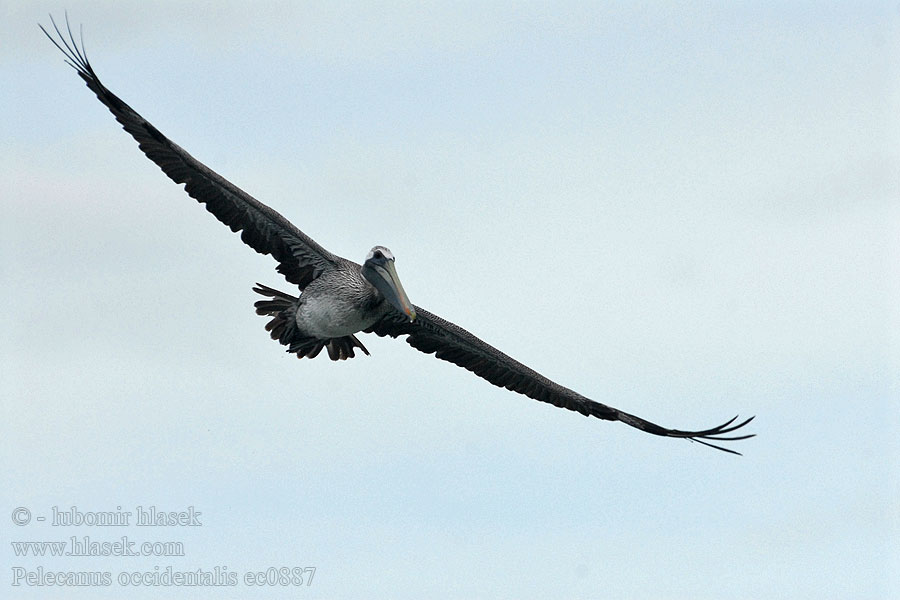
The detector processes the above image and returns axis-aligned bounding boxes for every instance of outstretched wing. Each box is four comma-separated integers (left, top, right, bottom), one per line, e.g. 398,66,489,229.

41,16,337,289
368,308,755,454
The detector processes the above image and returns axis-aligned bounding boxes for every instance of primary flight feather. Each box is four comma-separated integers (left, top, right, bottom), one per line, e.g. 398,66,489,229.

41,16,755,454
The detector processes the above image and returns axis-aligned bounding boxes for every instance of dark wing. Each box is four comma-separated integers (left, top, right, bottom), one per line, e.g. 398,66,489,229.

368,308,755,455
41,16,336,289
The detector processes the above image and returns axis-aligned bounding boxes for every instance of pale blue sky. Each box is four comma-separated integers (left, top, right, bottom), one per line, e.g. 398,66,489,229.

3,2,899,598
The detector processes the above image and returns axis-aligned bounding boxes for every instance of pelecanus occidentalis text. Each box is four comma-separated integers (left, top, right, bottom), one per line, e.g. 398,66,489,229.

42,17,754,454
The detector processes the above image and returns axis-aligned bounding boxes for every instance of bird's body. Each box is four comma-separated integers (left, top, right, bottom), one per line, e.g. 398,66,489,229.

42,16,755,453
251,246,410,361
296,269,384,340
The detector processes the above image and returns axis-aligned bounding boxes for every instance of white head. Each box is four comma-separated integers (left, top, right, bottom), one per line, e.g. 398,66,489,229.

361,246,415,321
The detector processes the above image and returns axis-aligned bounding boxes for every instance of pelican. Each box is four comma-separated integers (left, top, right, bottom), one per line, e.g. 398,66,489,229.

42,17,754,454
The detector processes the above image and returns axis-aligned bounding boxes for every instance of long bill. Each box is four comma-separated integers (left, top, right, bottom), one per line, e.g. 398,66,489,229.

371,261,416,322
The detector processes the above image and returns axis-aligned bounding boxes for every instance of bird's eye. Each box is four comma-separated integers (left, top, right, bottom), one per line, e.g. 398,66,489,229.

373,250,383,260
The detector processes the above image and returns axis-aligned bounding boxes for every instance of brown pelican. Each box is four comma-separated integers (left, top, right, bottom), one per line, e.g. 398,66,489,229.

42,17,754,454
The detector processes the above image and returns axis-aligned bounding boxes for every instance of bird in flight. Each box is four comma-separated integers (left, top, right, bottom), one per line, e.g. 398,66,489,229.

41,16,754,454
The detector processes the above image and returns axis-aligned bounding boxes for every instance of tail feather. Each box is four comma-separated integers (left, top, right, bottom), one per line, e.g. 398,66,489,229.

252,284,370,361
327,335,370,360
253,284,298,345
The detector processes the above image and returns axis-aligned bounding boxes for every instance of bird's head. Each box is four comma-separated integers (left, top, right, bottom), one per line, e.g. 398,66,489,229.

362,246,416,322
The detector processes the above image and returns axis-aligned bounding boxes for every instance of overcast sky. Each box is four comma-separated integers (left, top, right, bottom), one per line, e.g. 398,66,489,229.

3,2,899,598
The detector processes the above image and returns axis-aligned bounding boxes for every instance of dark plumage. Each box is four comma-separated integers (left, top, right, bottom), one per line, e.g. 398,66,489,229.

42,16,755,454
